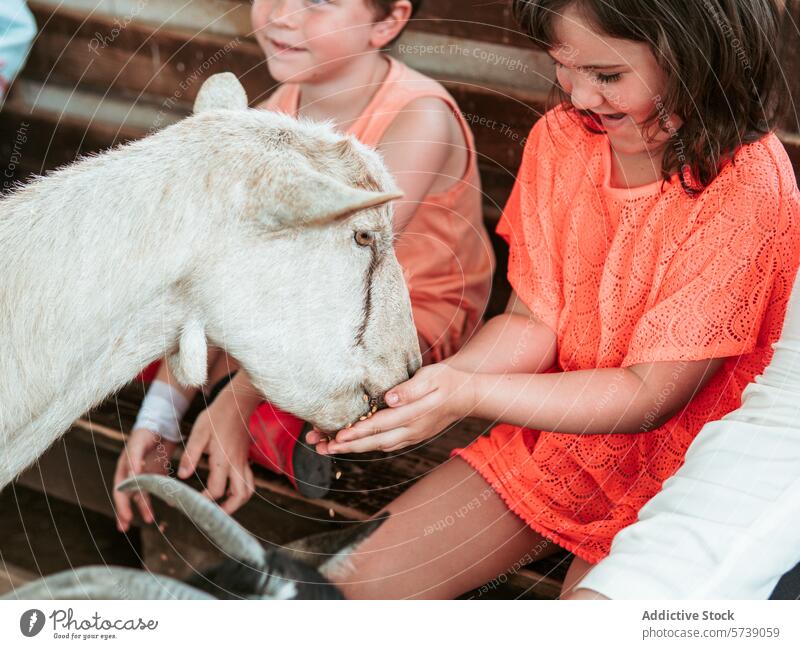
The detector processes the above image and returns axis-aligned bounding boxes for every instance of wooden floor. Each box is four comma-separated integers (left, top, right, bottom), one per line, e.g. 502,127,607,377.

0,481,144,597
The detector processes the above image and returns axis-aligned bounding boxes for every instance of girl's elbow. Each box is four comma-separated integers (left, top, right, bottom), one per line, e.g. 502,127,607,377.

637,403,682,433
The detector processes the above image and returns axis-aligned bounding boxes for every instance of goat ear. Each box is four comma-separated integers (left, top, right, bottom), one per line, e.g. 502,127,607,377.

193,72,248,114
265,164,402,228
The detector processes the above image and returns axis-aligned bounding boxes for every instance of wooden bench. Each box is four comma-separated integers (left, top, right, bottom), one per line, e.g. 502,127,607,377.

2,0,799,599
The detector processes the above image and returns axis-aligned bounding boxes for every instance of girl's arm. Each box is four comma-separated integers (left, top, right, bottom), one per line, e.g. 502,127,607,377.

442,289,558,375
466,356,725,435
319,312,725,453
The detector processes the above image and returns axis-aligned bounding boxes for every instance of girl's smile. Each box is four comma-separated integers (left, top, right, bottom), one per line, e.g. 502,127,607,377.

583,110,629,130
549,5,682,185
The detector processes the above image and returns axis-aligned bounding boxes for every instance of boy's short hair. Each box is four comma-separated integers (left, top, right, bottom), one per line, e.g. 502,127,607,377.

370,0,423,18
512,0,786,195
370,0,423,44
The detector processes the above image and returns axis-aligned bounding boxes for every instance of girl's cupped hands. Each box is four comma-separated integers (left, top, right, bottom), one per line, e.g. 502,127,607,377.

306,363,475,454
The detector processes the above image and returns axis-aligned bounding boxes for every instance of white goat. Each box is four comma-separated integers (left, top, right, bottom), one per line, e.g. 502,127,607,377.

0,73,421,490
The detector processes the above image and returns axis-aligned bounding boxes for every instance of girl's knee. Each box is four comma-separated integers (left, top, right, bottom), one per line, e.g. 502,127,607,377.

563,588,610,600
560,555,596,598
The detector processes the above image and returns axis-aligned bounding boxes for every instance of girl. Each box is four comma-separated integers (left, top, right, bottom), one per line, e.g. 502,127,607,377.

114,0,495,529
306,0,800,598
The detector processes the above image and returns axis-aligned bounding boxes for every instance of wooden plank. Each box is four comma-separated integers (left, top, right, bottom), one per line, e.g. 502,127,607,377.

28,0,250,41
25,4,272,109
406,1,537,49
394,31,551,95
227,0,538,49
0,483,144,584
31,0,538,50
21,6,548,141
779,1,800,133
25,3,552,101
0,97,144,188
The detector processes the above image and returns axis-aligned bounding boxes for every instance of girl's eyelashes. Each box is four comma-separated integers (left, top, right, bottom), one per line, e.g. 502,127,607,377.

553,59,622,84
595,72,622,84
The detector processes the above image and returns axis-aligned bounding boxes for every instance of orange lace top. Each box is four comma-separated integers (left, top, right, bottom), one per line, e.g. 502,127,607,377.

453,107,800,564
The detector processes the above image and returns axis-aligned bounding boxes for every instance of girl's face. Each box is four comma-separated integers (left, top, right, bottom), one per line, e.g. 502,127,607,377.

252,0,389,83
549,5,680,159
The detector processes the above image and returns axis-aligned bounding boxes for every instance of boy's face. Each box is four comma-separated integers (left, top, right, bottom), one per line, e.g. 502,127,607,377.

549,5,680,160
252,0,386,83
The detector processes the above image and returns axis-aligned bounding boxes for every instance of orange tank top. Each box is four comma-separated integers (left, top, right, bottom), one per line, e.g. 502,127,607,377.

259,56,495,362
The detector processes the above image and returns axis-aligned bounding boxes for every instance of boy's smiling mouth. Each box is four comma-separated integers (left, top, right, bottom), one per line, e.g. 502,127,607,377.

267,37,308,54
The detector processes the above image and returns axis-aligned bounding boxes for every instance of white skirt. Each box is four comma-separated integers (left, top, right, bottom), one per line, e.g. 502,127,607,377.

578,268,800,599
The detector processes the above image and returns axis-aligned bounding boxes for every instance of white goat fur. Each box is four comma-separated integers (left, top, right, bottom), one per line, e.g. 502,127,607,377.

0,73,421,489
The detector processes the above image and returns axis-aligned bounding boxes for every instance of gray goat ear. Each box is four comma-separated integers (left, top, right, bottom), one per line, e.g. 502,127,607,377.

1,566,215,600
193,72,248,114
117,475,266,568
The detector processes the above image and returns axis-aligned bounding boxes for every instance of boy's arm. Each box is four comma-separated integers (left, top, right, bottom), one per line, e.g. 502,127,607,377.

377,96,461,233
211,369,265,420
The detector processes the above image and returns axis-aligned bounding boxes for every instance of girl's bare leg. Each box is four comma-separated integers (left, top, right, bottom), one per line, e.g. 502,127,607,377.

333,456,564,599
564,588,609,600
560,555,601,598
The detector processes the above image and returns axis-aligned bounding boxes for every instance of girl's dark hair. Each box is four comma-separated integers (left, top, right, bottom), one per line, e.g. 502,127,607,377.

512,0,785,194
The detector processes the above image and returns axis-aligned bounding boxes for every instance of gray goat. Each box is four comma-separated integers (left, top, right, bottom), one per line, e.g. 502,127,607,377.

3,475,385,600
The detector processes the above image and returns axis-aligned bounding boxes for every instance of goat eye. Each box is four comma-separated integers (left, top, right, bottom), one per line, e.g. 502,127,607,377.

354,231,374,247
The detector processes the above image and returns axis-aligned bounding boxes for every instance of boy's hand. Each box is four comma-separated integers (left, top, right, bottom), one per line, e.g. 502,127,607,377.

307,364,475,454
114,428,178,533
177,399,255,515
